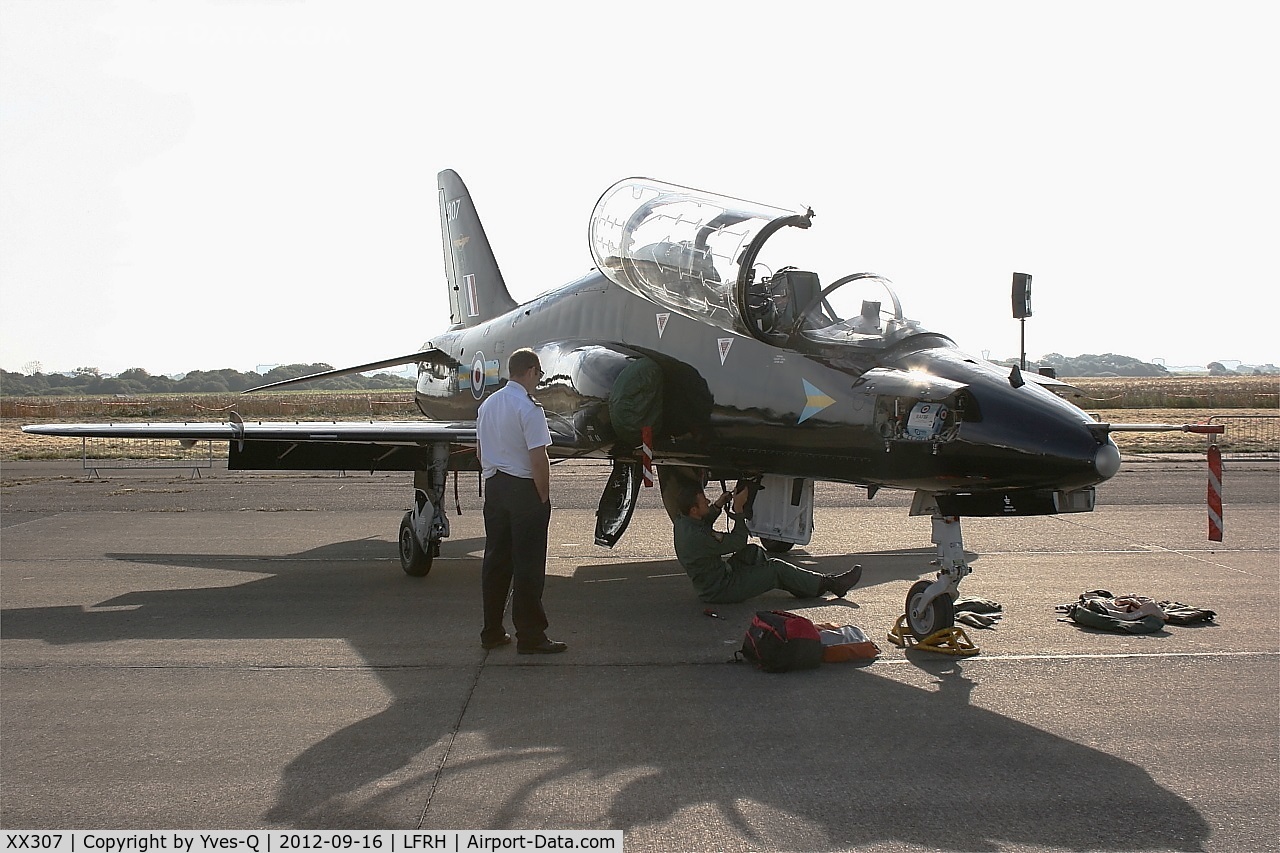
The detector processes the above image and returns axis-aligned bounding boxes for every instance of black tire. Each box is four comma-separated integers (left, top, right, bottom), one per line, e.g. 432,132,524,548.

399,511,433,577
905,579,954,640
760,538,795,553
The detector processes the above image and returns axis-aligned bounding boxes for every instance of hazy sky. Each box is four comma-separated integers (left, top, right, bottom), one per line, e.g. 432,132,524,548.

2,0,1276,377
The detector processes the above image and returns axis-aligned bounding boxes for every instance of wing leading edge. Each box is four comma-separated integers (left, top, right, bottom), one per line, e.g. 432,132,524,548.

22,420,477,443
22,419,480,473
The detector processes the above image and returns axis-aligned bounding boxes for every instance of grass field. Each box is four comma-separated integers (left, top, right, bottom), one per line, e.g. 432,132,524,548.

2,376,1276,461
1061,374,1277,409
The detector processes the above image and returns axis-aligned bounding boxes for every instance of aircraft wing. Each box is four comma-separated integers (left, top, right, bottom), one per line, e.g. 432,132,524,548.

1022,371,1083,399
22,420,477,444
22,418,481,473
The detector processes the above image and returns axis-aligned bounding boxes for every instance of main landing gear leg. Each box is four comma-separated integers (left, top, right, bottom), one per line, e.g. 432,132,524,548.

890,514,979,655
400,444,451,577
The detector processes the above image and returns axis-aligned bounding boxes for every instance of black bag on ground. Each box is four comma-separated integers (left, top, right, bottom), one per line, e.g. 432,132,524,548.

739,610,823,672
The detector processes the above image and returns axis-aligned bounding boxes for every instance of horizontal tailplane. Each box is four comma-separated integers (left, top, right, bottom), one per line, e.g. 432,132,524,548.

243,349,452,393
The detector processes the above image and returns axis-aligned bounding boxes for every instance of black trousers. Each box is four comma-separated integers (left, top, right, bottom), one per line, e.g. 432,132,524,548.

481,472,552,647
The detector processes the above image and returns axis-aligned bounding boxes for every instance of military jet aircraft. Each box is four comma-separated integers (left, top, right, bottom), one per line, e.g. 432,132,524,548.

24,170,1130,639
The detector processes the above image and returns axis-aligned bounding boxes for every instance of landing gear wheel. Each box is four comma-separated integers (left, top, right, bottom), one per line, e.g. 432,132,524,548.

399,511,434,577
760,538,794,553
905,579,954,640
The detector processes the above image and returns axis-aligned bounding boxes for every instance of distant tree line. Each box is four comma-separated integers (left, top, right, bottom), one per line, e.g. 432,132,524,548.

995,353,1277,377
0,364,417,396
1037,353,1171,377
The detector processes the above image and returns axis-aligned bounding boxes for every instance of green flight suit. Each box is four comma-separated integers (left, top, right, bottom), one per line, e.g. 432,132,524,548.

673,506,824,603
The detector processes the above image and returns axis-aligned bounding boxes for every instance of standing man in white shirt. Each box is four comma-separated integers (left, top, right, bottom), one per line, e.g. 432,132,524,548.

476,348,567,654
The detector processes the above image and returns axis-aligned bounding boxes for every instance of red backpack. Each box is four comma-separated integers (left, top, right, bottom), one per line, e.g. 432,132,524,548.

739,610,823,672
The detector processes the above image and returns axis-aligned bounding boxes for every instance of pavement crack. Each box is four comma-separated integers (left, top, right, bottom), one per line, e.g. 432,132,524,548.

416,649,487,828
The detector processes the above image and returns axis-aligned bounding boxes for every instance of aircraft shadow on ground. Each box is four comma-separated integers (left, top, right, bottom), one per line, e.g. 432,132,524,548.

1,542,1207,849
444,663,1210,851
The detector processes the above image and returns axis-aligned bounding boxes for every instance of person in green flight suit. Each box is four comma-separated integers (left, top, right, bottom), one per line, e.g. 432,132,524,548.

672,481,862,604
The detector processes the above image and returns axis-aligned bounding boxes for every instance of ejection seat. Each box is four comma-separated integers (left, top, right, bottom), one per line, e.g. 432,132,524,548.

750,267,822,341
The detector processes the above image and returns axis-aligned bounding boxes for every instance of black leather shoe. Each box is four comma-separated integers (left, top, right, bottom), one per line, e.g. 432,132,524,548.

826,564,863,598
481,633,512,650
517,639,568,655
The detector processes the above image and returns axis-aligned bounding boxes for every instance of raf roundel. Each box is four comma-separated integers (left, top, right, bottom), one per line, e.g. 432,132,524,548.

471,351,487,400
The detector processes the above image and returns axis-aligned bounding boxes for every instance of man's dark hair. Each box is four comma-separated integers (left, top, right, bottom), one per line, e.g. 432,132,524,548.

508,348,540,377
673,483,704,517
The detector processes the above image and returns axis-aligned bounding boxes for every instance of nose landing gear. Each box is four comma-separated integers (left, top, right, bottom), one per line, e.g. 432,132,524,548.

905,578,956,637
888,513,980,656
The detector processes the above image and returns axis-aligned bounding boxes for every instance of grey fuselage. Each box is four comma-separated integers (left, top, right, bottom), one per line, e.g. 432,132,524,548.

415,271,1114,497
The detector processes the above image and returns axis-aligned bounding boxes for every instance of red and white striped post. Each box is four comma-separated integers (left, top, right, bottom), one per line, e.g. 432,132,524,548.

1207,443,1223,542
640,426,654,488
1107,421,1226,542
1183,423,1226,543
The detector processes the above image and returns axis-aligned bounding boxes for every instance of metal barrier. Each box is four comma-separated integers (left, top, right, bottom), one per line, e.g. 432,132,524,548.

1208,414,1280,460
82,437,215,478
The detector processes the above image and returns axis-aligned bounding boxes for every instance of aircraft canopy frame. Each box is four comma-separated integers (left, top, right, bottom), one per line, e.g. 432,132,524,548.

588,178,811,339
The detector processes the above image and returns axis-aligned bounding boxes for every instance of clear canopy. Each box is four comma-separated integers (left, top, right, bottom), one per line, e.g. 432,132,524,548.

588,178,930,350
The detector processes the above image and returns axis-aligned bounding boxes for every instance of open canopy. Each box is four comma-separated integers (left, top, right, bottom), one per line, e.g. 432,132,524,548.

588,178,932,351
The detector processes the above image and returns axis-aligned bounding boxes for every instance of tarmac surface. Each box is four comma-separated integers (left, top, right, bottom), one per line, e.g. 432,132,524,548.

1,455,1277,852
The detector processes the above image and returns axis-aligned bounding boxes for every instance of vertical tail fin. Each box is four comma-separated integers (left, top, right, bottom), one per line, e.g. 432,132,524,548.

438,170,518,328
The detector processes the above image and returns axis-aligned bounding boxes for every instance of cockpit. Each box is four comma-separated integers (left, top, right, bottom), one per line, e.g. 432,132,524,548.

587,178,930,352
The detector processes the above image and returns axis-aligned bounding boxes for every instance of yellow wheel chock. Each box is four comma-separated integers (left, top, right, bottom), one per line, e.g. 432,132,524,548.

888,615,980,656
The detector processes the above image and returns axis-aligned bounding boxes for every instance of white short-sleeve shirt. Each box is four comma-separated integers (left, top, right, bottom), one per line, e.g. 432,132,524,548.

476,380,553,480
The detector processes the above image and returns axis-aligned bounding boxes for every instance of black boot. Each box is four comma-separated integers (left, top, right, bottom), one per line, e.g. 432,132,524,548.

825,564,863,598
